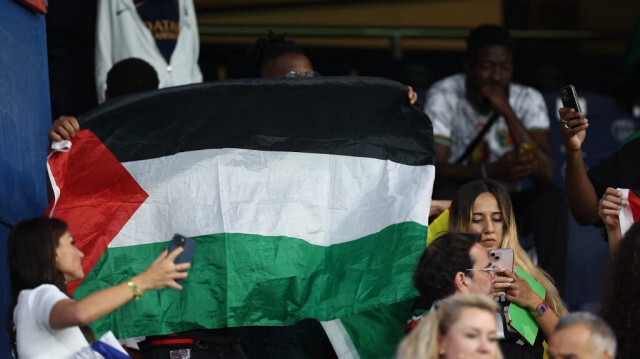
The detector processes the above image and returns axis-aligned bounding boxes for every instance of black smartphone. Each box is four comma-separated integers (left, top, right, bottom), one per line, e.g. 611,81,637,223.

167,234,196,283
560,85,582,112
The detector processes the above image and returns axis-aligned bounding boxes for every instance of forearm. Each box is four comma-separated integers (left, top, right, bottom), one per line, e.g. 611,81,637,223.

606,226,622,256
565,148,600,224
535,310,560,339
53,274,150,328
76,273,154,323
501,108,534,146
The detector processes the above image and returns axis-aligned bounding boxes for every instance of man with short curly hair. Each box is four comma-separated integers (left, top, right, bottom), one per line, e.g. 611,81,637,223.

406,232,494,332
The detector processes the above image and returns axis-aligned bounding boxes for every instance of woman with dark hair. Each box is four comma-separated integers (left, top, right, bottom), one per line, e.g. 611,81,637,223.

600,221,640,358
449,179,567,358
7,217,189,358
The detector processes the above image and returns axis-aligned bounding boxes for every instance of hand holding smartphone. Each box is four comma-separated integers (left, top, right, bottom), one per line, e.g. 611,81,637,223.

167,234,196,283
560,85,581,112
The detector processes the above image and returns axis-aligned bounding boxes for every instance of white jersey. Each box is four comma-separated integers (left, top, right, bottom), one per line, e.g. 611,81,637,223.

424,73,549,165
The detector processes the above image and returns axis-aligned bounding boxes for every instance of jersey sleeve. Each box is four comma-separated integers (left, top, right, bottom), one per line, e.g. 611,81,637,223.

424,86,455,146
516,87,550,131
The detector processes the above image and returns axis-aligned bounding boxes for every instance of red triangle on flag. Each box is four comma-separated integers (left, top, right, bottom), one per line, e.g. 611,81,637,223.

47,130,148,293
628,190,640,223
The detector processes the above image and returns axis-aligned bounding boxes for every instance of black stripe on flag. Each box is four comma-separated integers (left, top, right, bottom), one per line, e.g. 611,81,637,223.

79,76,434,166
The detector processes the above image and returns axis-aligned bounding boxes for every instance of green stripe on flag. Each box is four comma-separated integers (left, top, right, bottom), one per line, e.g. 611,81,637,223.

75,221,425,338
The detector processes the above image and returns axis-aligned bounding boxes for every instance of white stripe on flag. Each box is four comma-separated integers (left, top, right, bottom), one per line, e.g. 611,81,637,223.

321,319,360,359
109,148,434,248
619,188,633,236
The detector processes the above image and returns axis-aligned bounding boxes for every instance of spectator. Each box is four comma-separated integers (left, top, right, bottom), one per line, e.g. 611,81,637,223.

559,106,640,226
449,179,567,358
246,32,419,103
105,57,159,101
548,312,616,359
247,31,317,79
7,217,189,358
425,25,567,292
95,0,202,103
407,232,494,332
600,221,640,358
397,293,502,359
49,57,159,142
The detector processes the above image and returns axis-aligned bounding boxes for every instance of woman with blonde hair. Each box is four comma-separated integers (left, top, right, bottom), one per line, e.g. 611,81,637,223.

449,179,567,358
397,293,502,359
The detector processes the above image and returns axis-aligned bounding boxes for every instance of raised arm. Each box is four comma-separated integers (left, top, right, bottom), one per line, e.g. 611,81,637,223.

49,247,189,329
559,107,598,225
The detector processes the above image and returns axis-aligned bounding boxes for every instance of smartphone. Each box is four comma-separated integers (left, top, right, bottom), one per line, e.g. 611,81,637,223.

489,248,514,302
517,141,538,165
560,85,582,112
167,234,196,283
489,248,514,273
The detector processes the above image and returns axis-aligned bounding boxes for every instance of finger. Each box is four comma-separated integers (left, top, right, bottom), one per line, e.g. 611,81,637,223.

492,275,513,283
566,117,588,128
166,280,183,291
493,291,505,298
561,122,589,134
167,245,185,261
52,125,71,140
175,262,192,271
604,187,622,195
600,209,620,216
152,248,169,265
558,107,576,115
500,270,518,280
67,117,80,132
494,282,512,289
49,130,64,142
600,200,622,210
173,271,189,280
60,120,77,135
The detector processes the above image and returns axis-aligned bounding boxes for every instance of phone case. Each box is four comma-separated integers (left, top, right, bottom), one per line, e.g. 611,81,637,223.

168,234,196,283
489,248,514,272
560,85,581,112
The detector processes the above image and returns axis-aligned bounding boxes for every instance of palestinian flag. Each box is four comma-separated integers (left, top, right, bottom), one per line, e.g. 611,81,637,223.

46,77,434,354
618,188,640,236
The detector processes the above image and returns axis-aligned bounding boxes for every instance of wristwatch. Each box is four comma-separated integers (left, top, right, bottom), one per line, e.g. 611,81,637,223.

530,301,548,317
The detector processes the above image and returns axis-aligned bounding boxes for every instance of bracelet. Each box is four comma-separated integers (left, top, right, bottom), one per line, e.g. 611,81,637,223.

128,280,142,300
530,300,549,317
480,163,488,180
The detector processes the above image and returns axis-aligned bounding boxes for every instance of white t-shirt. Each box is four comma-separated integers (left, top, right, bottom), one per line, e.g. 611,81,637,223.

424,73,549,164
14,284,89,359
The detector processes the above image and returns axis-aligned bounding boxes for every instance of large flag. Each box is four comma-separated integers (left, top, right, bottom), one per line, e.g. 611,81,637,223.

46,77,435,351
